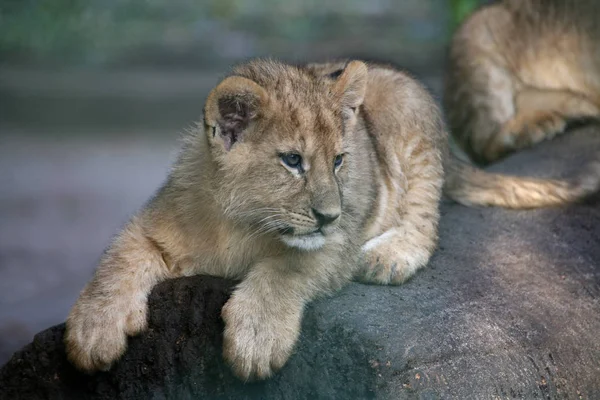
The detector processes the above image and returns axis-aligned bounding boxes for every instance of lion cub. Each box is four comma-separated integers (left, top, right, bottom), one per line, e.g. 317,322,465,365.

65,59,600,380
445,0,600,164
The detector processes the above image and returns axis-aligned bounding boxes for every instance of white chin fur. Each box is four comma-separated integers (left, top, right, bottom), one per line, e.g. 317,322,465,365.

281,233,326,251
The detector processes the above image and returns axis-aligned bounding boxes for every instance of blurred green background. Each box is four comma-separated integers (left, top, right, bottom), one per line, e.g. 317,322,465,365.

0,0,487,132
0,0,486,365
1,0,482,67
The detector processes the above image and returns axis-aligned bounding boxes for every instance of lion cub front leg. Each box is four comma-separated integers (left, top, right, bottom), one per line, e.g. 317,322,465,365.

222,258,319,380
359,165,443,285
65,217,171,372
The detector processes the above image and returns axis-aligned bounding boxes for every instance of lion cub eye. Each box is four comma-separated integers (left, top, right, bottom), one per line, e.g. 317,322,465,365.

280,153,303,170
334,154,344,169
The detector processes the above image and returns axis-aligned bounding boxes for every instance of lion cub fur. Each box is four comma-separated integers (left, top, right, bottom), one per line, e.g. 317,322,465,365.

65,59,600,380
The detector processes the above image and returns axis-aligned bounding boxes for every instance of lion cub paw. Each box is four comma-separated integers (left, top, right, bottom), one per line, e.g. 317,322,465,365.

359,237,430,285
65,296,148,372
221,294,300,381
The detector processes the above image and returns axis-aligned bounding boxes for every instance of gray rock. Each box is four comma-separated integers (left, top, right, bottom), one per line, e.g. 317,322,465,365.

1,125,599,399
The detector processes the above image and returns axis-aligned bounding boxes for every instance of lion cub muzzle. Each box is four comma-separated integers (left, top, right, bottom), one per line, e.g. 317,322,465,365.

279,191,342,252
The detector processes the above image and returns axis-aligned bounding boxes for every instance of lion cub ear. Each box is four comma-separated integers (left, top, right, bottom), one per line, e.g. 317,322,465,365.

333,61,368,110
204,76,269,152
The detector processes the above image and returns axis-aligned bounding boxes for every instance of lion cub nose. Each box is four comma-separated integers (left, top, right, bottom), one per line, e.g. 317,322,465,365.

312,208,341,227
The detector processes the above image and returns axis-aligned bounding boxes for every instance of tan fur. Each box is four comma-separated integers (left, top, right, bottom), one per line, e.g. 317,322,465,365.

445,0,600,164
65,57,599,381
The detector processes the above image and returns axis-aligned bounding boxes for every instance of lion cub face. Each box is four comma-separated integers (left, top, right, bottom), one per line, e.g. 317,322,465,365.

203,61,368,251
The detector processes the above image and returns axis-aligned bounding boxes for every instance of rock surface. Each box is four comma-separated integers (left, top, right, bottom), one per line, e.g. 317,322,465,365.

1,125,600,399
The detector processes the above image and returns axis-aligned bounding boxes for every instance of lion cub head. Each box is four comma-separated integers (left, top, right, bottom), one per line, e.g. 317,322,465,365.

203,60,368,251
